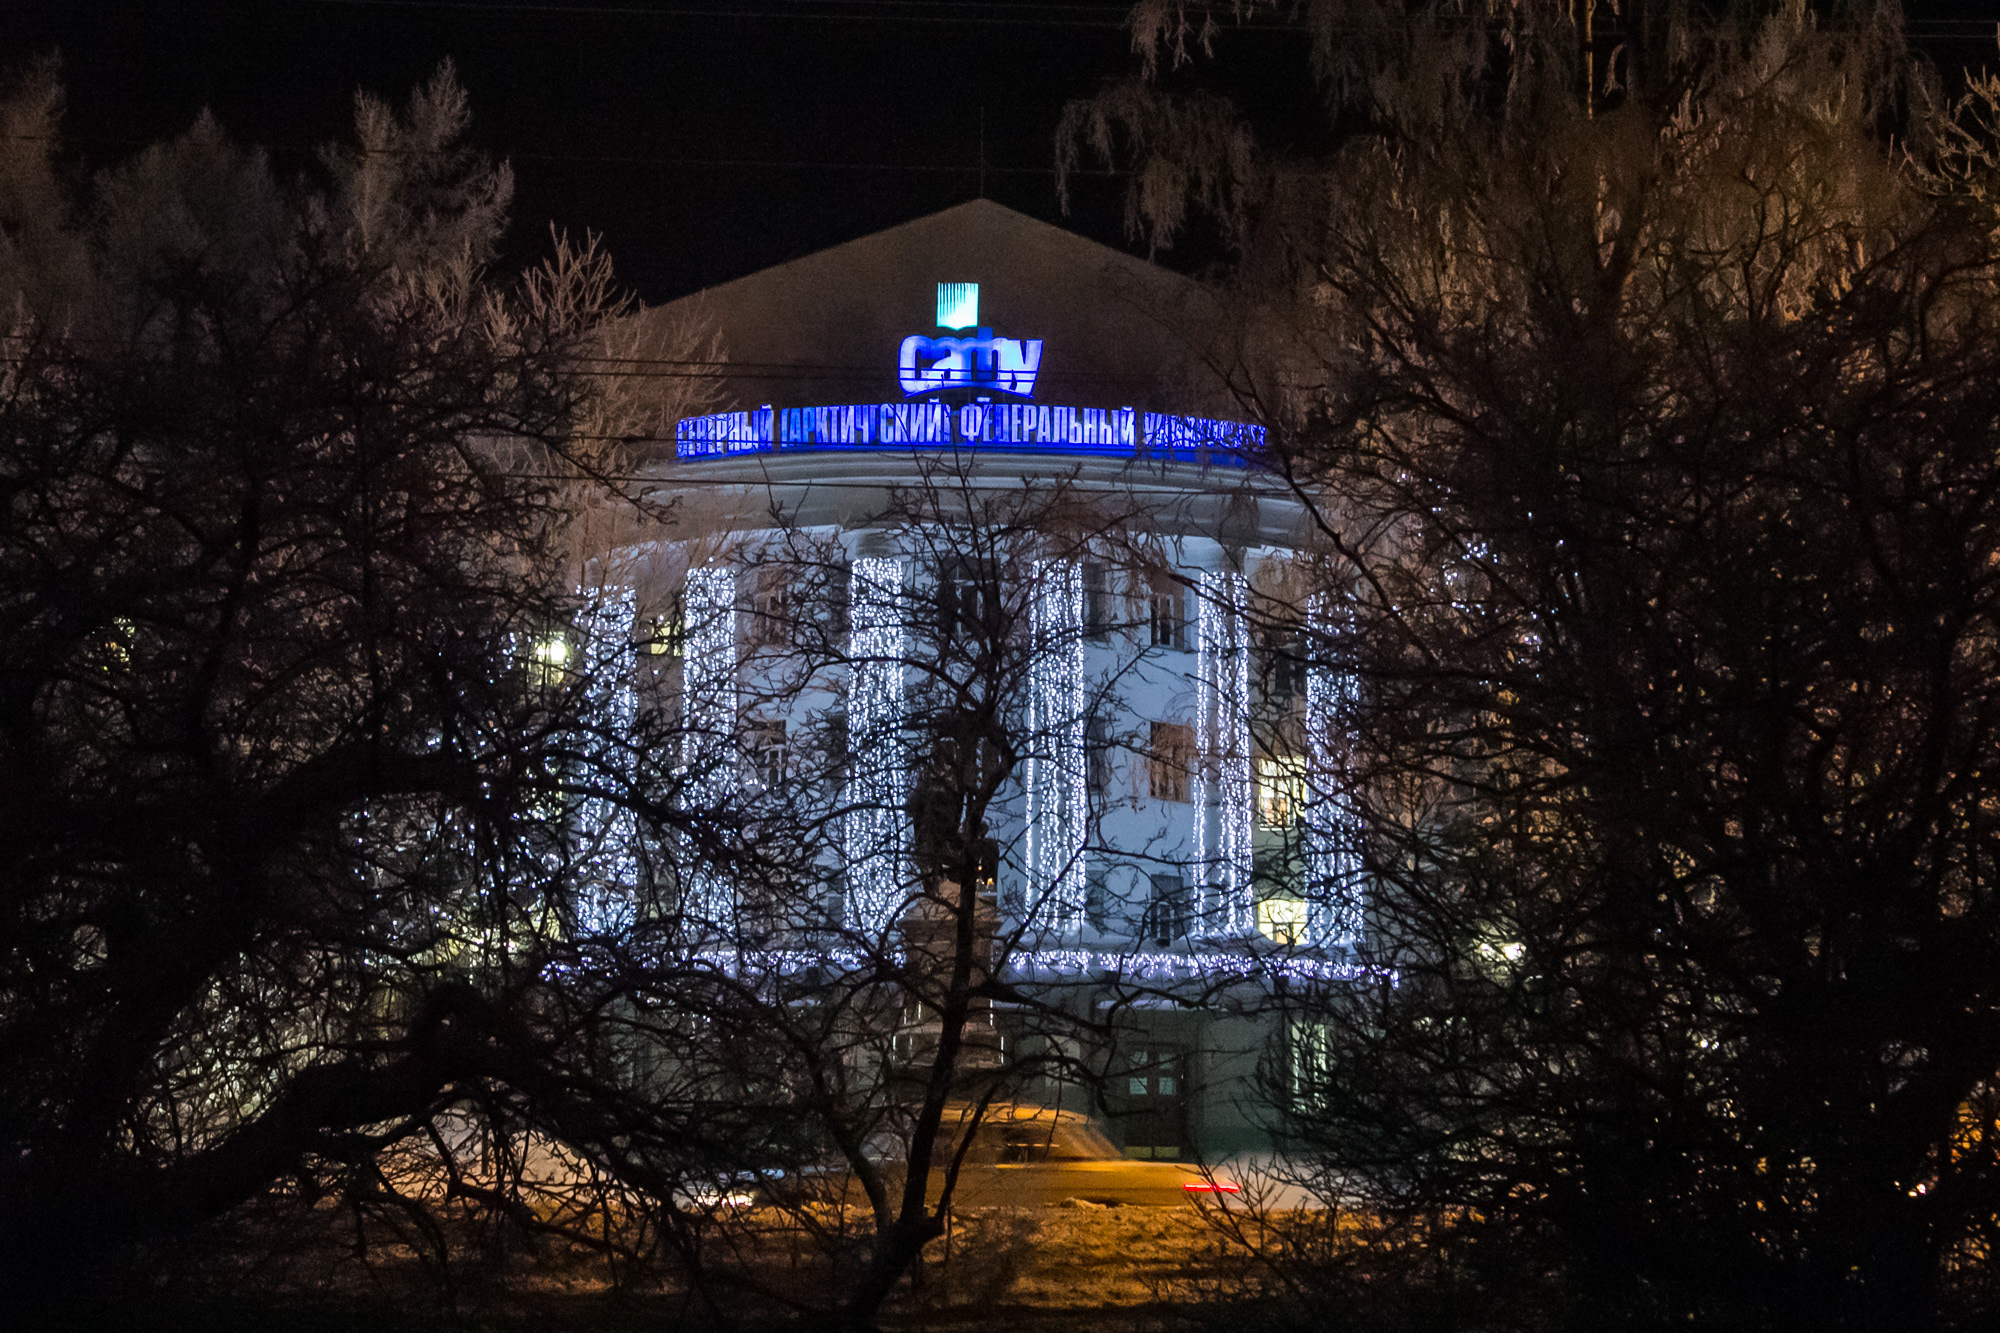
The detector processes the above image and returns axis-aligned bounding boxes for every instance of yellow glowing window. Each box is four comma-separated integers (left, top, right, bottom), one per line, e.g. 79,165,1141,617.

528,632,571,686
1258,897,1309,945
1256,755,1305,827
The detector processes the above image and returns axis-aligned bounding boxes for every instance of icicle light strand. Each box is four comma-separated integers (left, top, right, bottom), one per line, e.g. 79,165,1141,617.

648,945,1394,988
844,557,909,936
572,585,641,937
1193,570,1253,934
1026,559,1087,934
678,566,737,936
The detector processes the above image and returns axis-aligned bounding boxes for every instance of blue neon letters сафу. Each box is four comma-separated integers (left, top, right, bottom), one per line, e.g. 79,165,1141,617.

898,332,1043,397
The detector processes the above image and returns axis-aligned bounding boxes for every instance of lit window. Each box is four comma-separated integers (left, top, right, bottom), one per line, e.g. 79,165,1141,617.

1148,721,1193,803
641,602,683,657
976,836,999,898
1256,755,1305,827
1258,897,1309,945
528,632,570,686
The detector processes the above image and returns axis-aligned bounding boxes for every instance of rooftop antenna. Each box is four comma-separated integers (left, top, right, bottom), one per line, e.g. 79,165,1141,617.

978,105,987,198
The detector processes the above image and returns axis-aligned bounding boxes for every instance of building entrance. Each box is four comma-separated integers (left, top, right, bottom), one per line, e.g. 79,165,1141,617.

1115,1046,1191,1159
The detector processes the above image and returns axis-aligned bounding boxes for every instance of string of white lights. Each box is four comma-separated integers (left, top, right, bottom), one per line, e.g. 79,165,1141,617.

1025,558,1087,935
665,945,1395,987
844,557,909,936
678,565,738,937
1009,947,1393,986
1193,569,1253,934
572,585,640,937
1304,596,1365,948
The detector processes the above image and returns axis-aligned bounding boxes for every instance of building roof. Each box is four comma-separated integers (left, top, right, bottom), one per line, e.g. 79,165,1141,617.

655,199,1238,416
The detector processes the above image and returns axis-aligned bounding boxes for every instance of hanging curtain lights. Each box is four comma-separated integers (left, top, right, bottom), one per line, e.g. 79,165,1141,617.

570,585,641,937
844,556,909,936
677,565,737,936
1193,569,1253,935
1026,558,1088,934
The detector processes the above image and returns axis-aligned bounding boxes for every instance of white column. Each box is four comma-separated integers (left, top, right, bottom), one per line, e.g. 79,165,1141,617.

1026,558,1087,933
678,565,737,936
844,556,909,936
1304,596,1364,948
1194,569,1253,934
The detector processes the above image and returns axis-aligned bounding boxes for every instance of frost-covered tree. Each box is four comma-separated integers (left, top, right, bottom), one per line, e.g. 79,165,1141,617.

1072,5,2000,1328
0,61,699,1304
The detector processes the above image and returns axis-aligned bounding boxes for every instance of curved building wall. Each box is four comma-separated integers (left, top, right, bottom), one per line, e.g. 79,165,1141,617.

609,447,1367,1154
609,216,1365,1156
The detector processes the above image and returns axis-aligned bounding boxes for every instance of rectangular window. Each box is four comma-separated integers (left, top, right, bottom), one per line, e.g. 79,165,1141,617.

527,627,571,689
976,835,1000,899
1083,562,1113,642
1087,714,1112,797
1256,754,1305,827
1143,872,1192,945
1148,721,1194,803
747,716,788,790
823,558,851,640
1257,896,1309,945
747,566,791,647
1261,623,1307,703
1290,1021,1332,1113
641,590,685,659
1085,858,1111,932
1148,574,1187,650
935,560,997,647
822,710,849,794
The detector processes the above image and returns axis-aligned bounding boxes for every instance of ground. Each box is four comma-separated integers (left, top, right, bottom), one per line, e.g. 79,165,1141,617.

66,1201,1298,1333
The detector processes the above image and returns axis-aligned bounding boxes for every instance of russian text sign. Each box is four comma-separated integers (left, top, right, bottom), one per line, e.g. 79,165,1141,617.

675,402,1263,466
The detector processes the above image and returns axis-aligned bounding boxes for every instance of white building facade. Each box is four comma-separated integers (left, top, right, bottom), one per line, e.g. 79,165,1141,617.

612,203,1374,1155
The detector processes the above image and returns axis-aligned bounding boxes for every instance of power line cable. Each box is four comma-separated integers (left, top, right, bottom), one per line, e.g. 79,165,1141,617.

278,0,2000,40
284,0,1147,29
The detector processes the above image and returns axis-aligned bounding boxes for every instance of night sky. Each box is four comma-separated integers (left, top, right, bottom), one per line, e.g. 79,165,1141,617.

7,1,1999,304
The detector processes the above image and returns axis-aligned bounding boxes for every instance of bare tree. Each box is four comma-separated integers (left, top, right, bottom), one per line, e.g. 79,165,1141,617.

507,461,1183,1326
1071,5,2000,1330
0,62,690,1306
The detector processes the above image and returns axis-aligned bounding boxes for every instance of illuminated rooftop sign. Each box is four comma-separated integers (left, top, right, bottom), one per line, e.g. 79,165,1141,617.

675,282,1265,464
898,333,1042,397
899,280,1042,397
936,281,979,330
675,400,1264,465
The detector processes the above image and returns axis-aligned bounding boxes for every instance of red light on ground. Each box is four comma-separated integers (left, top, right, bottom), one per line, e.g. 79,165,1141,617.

1182,1181,1241,1194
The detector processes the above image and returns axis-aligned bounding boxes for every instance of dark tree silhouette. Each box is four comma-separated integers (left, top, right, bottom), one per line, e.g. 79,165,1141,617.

1074,5,2000,1329
515,466,1168,1327
0,62,690,1303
